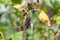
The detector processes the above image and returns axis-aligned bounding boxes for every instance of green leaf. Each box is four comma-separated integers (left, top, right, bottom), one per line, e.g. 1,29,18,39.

58,36,60,40
11,0,22,4
34,34,40,40
1,0,12,4
44,0,53,8
10,31,23,40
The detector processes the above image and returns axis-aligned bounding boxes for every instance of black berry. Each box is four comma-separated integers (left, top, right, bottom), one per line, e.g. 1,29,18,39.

22,10,25,12
37,0,39,3
32,9,35,13
23,12,27,16
0,14,2,17
27,3,31,6
25,17,31,28
0,34,1,36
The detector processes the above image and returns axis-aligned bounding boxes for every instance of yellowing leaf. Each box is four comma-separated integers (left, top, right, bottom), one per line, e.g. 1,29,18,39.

38,10,49,21
38,10,51,26
13,1,26,9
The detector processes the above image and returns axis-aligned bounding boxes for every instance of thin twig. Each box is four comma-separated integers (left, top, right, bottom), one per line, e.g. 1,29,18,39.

54,30,60,40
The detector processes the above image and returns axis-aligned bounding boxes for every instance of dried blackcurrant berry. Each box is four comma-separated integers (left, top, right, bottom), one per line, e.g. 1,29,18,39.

22,9,25,12
23,12,27,16
28,6,33,11
0,14,2,17
32,9,35,13
26,17,30,24
25,17,31,27
37,0,39,3
0,34,1,36
27,3,31,6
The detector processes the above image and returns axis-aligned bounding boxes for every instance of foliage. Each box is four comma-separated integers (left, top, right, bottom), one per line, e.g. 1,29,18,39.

0,0,60,40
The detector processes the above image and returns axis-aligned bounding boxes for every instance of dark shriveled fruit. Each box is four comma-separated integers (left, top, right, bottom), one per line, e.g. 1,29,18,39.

23,12,27,16
25,16,31,29
37,0,39,3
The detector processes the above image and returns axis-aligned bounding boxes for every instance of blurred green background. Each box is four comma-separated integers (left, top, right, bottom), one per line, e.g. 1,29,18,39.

0,0,60,40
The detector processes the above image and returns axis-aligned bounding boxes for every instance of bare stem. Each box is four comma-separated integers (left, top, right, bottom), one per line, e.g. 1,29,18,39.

54,30,60,40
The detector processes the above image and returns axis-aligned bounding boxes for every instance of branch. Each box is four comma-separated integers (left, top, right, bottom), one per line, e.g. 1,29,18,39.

54,30,60,40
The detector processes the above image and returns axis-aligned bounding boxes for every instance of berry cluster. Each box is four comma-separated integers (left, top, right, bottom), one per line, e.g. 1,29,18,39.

25,16,31,29
27,3,35,13
22,10,31,29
